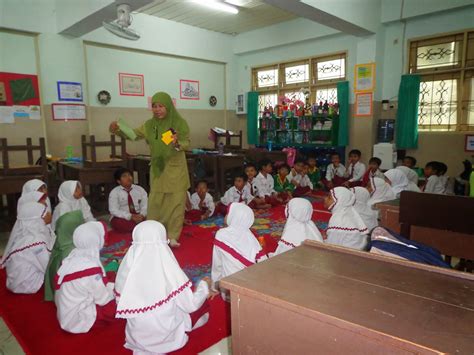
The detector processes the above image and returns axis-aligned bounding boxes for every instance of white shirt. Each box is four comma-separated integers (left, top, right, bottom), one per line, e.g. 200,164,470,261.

253,172,275,197
108,184,148,220
190,192,215,216
285,172,313,189
325,163,346,181
424,175,446,194
346,161,366,182
220,186,254,206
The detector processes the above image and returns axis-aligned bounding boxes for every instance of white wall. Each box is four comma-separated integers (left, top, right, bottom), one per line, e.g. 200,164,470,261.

0,0,56,33
0,31,37,74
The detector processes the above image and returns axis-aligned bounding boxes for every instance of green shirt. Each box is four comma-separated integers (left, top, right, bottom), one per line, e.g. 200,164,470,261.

274,174,295,193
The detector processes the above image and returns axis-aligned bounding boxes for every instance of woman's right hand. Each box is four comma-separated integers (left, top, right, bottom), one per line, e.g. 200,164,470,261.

109,121,119,133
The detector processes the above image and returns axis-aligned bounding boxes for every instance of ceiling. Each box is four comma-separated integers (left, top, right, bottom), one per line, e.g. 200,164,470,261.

138,0,298,35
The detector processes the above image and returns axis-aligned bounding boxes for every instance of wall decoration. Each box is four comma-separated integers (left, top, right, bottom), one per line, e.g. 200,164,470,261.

57,81,83,101
209,95,217,107
0,72,40,106
97,90,111,105
465,135,474,152
180,79,199,100
354,92,373,117
354,63,376,92
52,103,86,121
0,82,6,104
236,93,247,114
119,73,144,96
0,106,14,123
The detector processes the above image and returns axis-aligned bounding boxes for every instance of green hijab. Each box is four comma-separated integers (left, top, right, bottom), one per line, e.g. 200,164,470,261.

44,210,84,301
145,92,189,179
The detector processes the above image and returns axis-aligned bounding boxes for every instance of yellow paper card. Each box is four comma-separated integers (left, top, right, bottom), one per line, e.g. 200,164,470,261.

161,130,174,145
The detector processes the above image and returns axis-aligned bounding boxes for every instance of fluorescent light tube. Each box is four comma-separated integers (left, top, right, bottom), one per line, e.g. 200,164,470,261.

194,0,239,14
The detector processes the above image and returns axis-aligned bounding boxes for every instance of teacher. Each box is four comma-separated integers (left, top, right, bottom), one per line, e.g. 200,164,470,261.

110,92,190,247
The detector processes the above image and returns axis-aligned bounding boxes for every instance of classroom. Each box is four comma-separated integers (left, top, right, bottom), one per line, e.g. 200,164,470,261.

0,0,473,354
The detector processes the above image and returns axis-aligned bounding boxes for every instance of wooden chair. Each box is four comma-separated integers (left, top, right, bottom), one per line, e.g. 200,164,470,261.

81,135,126,168
214,130,242,150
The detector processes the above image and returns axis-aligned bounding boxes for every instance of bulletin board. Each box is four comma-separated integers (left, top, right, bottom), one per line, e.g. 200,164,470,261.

0,72,41,106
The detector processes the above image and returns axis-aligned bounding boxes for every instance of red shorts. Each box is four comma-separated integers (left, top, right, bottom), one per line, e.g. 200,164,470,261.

293,186,311,197
323,176,347,190
185,209,205,223
110,217,137,233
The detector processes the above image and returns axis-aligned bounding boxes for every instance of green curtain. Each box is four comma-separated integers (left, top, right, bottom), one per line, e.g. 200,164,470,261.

247,91,259,145
396,74,420,149
336,81,349,146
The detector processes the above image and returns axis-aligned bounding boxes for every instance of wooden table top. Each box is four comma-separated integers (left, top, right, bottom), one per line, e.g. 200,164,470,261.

221,242,474,354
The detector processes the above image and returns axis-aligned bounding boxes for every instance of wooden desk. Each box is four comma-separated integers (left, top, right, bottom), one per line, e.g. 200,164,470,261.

244,149,287,165
376,199,400,234
221,241,474,354
217,155,245,195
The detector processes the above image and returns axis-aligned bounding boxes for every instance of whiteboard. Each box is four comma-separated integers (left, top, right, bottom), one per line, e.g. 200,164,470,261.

52,103,86,120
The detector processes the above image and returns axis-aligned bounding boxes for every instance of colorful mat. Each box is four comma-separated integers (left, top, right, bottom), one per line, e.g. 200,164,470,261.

0,196,330,354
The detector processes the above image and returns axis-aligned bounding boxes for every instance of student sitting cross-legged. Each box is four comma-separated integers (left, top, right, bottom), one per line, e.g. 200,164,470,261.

109,168,148,233
216,174,255,215
185,180,215,223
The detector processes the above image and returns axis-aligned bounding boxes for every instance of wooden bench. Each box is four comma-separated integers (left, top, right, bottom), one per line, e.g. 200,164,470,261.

81,135,126,168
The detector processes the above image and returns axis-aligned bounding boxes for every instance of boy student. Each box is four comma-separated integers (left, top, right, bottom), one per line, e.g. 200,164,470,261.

362,157,385,187
253,159,281,206
274,164,294,202
307,156,322,190
400,156,421,184
217,174,255,215
244,163,272,210
423,161,446,194
343,149,366,187
287,161,313,197
324,152,346,189
185,180,215,223
109,168,148,233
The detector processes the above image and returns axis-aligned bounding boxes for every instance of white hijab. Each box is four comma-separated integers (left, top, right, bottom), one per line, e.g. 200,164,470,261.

56,221,106,285
17,191,46,209
1,202,53,268
396,166,419,185
115,221,191,319
368,177,396,206
21,179,51,212
328,187,368,234
52,180,92,230
351,187,378,232
384,169,409,198
215,203,262,263
280,198,323,247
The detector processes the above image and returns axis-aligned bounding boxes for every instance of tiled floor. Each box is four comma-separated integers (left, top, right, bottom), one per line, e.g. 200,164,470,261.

0,318,24,355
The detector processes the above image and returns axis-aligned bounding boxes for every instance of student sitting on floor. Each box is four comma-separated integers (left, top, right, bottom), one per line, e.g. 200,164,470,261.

351,187,378,232
273,198,323,256
217,174,255,215
396,165,421,190
423,161,446,194
244,163,272,210
253,159,281,206
52,180,95,231
21,178,52,213
307,156,322,190
212,203,267,300
109,168,148,233
367,176,396,208
323,152,346,189
343,149,366,187
115,221,211,354
1,201,54,294
55,221,115,334
185,180,215,222
325,187,369,250
385,168,420,197
273,163,294,202
361,157,384,187
437,162,452,194
287,160,313,197
400,155,421,185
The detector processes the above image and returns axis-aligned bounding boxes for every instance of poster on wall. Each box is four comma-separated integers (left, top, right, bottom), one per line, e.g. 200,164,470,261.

119,73,144,96
355,92,373,117
52,103,86,121
180,79,199,100
465,135,474,152
57,81,83,101
0,72,41,106
354,63,376,92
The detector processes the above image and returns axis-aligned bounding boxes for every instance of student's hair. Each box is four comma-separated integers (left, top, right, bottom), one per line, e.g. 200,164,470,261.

278,163,290,172
425,161,440,173
330,152,340,158
307,155,317,162
294,158,305,166
404,156,417,166
438,162,448,175
369,157,382,166
114,167,132,182
258,159,272,171
349,149,361,157
195,179,208,189
234,173,248,182
244,162,257,170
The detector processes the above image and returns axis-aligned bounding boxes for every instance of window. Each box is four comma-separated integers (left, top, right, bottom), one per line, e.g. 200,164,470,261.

409,30,474,131
254,66,278,89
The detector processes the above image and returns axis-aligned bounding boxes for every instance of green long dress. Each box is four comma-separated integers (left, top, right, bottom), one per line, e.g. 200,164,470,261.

44,210,84,301
117,92,190,240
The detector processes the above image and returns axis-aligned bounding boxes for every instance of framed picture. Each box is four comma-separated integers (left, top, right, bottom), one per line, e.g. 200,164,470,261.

52,103,86,121
119,73,144,96
465,135,474,152
236,93,247,114
354,63,376,92
354,92,373,117
57,81,83,102
180,79,199,100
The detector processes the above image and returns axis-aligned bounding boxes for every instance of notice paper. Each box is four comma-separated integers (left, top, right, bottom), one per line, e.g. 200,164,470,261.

0,106,14,123
118,118,137,140
29,105,41,120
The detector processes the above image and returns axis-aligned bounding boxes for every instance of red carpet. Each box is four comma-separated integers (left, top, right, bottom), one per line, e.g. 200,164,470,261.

0,195,330,354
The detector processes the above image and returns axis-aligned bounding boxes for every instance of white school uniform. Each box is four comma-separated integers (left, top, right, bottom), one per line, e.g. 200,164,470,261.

52,181,95,231
346,161,366,182
286,173,313,189
326,187,368,250
253,172,275,197
396,166,419,185
246,179,258,197
351,187,378,232
325,163,346,181
368,177,396,207
384,169,411,198
55,222,113,334
21,179,52,213
212,203,266,288
108,184,148,220
115,221,209,354
220,186,253,206
191,192,215,216
424,175,446,194
274,198,323,256
1,202,54,294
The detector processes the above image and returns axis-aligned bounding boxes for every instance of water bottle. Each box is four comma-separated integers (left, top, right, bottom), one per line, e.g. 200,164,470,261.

267,140,273,152
218,142,224,155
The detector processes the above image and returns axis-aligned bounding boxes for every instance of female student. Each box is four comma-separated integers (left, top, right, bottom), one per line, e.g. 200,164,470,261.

110,92,190,248
273,198,323,256
115,220,211,354
351,187,378,232
385,168,420,197
55,221,115,334
325,187,369,250
367,176,396,207
1,201,54,294
52,180,95,231
211,203,267,296
21,179,52,212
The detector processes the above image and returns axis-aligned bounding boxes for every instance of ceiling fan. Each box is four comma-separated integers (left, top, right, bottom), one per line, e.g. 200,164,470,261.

103,3,140,41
